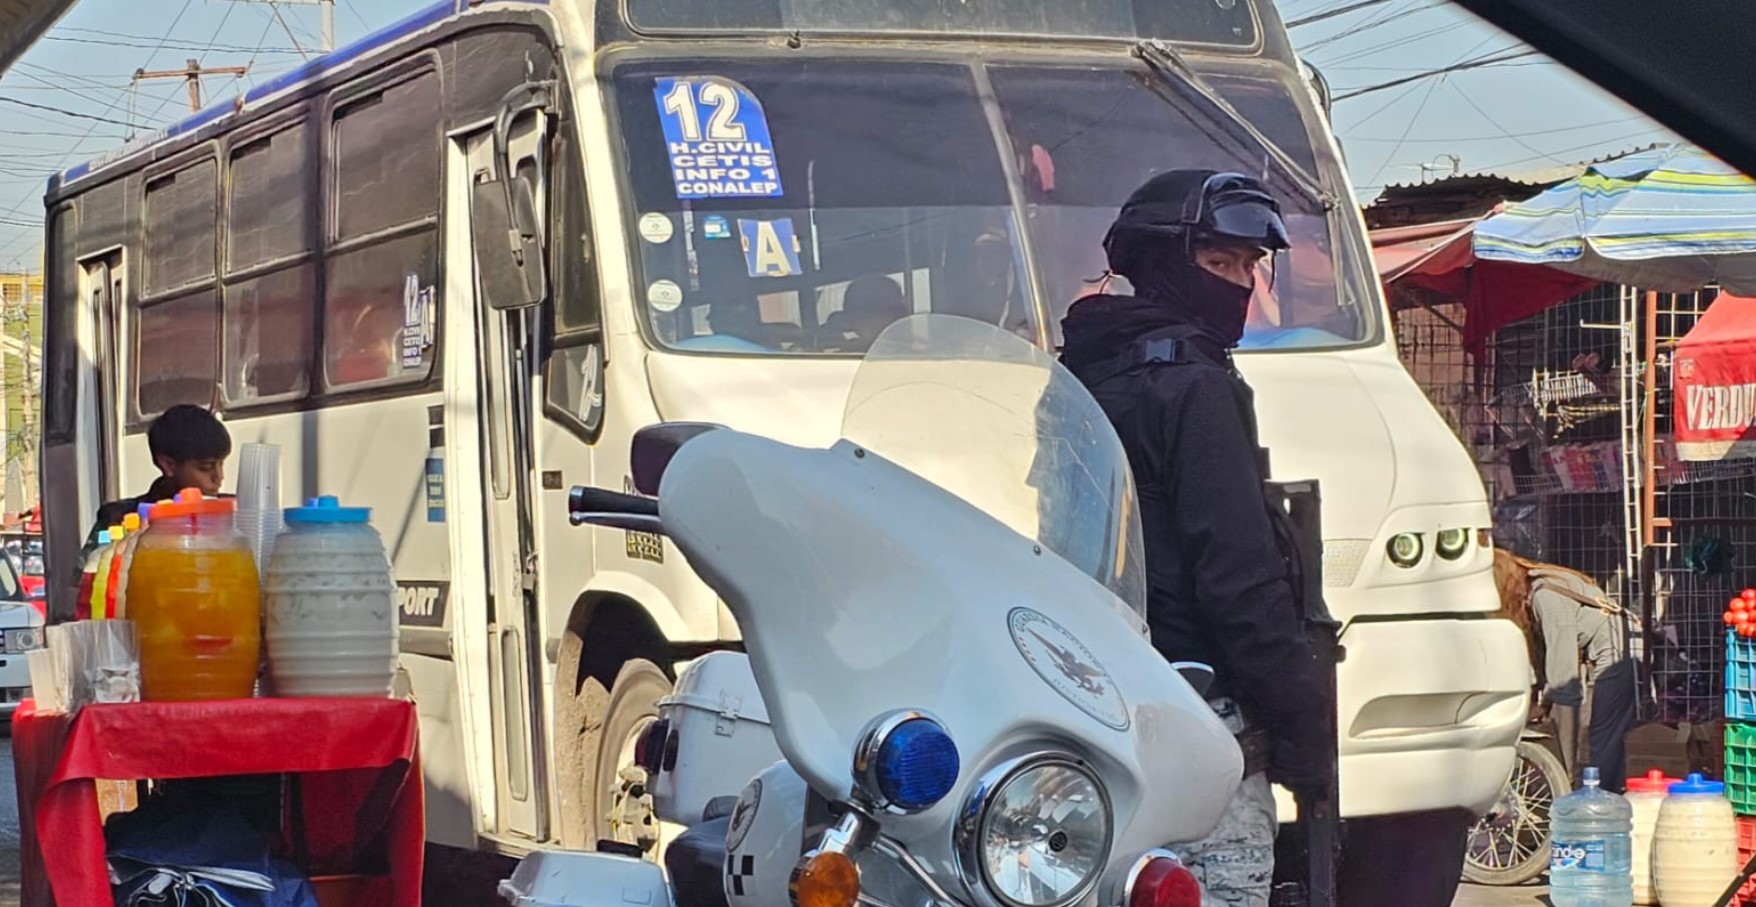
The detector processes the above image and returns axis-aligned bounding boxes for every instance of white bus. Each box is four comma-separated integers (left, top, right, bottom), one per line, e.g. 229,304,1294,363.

38,0,1529,888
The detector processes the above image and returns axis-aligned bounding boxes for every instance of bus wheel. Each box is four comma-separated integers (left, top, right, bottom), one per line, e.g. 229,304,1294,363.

587,659,672,851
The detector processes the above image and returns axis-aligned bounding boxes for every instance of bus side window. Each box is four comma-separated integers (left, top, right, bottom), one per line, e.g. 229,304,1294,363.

224,123,316,406
544,137,604,441
138,159,220,419
324,72,441,392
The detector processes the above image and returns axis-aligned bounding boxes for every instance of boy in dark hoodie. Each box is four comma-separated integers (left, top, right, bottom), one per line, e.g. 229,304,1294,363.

80,404,231,561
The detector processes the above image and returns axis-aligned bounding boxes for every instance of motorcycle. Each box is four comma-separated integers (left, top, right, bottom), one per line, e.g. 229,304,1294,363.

503,315,1246,907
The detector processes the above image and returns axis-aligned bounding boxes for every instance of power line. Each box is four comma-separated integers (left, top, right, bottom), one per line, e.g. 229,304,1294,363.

1360,75,1445,188
1344,115,1646,143
0,97,148,129
1286,0,1397,28
1300,0,1439,52
43,35,305,55
1331,49,1541,101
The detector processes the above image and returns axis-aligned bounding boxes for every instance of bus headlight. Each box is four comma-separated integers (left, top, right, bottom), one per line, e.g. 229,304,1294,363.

1387,532,1424,568
1436,528,1471,561
959,756,1111,907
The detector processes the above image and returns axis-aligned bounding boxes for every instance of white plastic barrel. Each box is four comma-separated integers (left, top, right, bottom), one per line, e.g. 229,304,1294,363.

1653,773,1739,907
263,496,398,697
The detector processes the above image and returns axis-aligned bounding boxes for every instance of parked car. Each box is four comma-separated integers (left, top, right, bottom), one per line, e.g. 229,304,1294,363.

0,550,45,720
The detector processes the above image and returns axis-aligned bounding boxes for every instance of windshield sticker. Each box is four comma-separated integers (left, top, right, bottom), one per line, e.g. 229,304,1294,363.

654,76,784,199
638,212,675,244
402,274,436,369
1009,607,1129,731
648,279,684,312
703,215,732,240
739,218,803,278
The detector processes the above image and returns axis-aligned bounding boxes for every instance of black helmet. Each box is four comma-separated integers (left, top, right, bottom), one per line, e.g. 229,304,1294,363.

1103,170,1290,278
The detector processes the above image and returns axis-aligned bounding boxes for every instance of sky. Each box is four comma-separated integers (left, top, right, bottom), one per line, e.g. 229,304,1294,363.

0,0,1681,272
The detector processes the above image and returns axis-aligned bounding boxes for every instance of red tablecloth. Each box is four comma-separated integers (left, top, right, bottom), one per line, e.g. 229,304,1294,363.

13,697,424,907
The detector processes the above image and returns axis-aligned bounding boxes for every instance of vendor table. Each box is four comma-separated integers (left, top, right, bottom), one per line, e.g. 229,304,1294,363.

13,697,424,907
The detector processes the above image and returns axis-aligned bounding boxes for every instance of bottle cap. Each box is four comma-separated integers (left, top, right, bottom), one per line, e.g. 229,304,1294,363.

1626,769,1680,793
122,513,142,532
1668,772,1727,795
149,488,236,520
96,530,112,545
285,495,370,525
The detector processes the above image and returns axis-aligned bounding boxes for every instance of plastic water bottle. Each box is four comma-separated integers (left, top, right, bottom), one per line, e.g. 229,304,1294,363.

1551,766,1635,907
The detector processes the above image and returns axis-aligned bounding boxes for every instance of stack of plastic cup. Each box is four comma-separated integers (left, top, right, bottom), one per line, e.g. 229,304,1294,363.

234,442,284,574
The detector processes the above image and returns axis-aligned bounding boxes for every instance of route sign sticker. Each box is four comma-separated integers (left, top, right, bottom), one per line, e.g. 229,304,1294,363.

654,76,784,200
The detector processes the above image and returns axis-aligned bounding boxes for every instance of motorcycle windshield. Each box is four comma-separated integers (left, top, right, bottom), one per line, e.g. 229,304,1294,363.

841,314,1147,626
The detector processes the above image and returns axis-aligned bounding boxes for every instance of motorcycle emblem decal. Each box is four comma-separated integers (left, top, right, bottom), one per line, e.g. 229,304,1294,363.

1009,607,1130,731
726,777,762,852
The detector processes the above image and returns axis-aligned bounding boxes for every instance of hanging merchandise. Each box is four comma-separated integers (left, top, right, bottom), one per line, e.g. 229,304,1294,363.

1685,535,1735,576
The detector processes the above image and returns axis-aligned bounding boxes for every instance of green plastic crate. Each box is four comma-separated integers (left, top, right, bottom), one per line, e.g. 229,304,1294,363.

1728,723,1756,815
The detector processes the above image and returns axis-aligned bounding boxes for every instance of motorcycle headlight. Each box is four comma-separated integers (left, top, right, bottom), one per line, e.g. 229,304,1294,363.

957,756,1112,907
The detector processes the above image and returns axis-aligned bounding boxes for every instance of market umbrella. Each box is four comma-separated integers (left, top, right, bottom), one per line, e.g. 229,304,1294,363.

1372,215,1600,355
1473,145,1756,293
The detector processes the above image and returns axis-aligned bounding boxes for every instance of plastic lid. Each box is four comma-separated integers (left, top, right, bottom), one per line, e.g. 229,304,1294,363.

149,488,236,520
1627,769,1681,793
122,513,142,532
107,524,124,538
1668,772,1726,795
285,495,370,525
136,503,153,522
96,529,112,545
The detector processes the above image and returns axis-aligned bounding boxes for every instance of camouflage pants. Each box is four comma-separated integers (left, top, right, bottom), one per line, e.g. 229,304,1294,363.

1179,698,1277,907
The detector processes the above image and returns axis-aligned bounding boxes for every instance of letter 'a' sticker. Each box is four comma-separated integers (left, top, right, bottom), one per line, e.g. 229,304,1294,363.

739,218,803,278
654,76,784,200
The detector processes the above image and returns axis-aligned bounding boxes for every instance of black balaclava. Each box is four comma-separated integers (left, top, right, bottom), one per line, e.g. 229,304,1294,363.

1102,169,1288,347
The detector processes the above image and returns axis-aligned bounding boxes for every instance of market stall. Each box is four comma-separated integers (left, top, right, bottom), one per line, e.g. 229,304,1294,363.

10,445,415,907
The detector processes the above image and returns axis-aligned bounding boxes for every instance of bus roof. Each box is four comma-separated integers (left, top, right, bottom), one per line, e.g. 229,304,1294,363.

51,0,548,191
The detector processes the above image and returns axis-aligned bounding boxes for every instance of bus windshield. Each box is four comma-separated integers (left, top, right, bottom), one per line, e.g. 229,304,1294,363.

613,59,1045,353
623,0,1260,49
611,56,1373,355
991,64,1371,350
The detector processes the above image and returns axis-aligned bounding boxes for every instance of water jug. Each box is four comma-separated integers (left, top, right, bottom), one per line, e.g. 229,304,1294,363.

1551,766,1634,907
128,490,262,701
1653,773,1738,907
263,496,397,697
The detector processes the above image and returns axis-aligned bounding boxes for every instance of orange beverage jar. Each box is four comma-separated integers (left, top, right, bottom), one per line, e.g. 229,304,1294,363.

128,489,262,701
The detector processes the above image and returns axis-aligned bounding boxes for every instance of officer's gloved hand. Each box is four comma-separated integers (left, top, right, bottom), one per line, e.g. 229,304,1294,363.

1269,732,1335,797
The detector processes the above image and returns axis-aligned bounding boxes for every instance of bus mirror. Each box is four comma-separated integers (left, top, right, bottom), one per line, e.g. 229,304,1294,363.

471,177,547,310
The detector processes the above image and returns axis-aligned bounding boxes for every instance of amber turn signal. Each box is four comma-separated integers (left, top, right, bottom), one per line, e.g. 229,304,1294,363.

789,850,860,907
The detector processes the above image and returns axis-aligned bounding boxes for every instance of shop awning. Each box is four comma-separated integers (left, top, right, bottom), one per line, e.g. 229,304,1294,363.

1371,215,1601,355
1673,292,1756,461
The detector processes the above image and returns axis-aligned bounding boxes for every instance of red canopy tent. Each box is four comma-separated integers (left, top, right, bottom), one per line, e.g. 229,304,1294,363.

1372,214,1602,355
1672,292,1756,461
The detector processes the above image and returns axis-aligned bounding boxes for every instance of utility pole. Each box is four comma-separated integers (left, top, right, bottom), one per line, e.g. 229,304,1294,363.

134,59,251,113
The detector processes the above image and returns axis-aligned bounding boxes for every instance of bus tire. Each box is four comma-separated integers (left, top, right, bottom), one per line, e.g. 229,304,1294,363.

585,658,673,850
1337,808,1470,907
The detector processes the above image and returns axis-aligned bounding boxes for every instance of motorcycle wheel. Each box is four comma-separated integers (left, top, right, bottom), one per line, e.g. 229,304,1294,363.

588,658,674,852
1462,738,1570,886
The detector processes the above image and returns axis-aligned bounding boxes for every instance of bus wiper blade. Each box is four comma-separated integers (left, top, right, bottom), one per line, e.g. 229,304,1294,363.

1132,39,1335,211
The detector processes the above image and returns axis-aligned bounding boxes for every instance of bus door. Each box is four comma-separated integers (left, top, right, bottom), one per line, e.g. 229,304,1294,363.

77,251,123,525
460,120,550,841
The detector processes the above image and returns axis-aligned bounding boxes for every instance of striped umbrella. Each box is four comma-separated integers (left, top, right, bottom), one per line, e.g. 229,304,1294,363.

1473,145,1756,293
